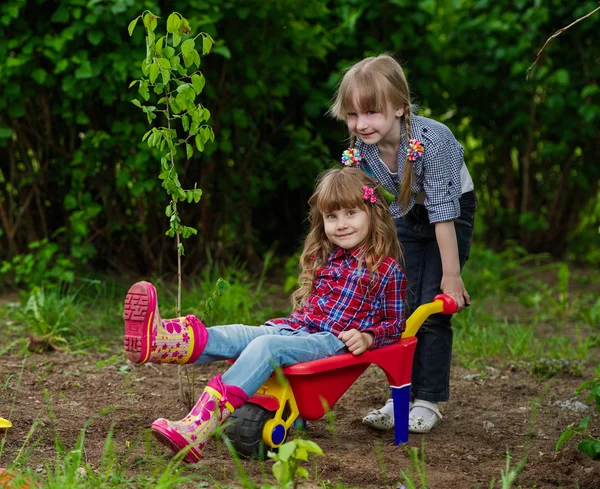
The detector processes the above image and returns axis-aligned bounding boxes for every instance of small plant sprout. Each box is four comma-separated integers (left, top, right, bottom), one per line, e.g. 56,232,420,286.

128,11,215,405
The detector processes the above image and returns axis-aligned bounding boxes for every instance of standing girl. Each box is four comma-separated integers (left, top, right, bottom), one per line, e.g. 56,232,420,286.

330,54,476,433
123,167,407,463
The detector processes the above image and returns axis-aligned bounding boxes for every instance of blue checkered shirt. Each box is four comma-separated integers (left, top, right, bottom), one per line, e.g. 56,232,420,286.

355,115,465,223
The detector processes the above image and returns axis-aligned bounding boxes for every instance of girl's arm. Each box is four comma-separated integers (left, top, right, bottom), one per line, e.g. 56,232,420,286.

434,221,470,311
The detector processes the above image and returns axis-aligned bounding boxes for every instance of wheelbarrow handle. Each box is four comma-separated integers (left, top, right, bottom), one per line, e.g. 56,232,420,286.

433,294,458,314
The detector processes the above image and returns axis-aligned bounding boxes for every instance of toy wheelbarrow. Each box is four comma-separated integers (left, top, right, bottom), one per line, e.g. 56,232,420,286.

225,294,457,458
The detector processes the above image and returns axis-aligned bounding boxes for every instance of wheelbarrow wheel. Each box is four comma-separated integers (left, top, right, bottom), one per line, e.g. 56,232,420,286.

226,403,281,460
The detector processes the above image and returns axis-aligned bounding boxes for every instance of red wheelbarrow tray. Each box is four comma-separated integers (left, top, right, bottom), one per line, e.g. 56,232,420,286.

244,294,457,446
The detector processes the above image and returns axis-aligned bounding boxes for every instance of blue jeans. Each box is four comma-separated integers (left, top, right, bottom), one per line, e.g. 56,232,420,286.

397,191,476,402
194,324,347,397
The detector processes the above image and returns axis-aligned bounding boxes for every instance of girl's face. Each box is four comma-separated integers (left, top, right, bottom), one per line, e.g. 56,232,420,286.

322,207,370,250
346,96,404,146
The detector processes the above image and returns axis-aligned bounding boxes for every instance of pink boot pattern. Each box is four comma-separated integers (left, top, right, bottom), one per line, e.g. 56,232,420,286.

123,281,207,364
151,375,248,463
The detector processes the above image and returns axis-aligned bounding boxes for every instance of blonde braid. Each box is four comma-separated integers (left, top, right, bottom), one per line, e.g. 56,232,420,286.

398,108,413,211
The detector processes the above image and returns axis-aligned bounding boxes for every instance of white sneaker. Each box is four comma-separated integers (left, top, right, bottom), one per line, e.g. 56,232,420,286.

362,399,414,431
408,400,443,433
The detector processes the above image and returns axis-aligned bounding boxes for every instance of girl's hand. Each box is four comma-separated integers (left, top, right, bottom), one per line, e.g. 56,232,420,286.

338,329,373,355
440,273,470,312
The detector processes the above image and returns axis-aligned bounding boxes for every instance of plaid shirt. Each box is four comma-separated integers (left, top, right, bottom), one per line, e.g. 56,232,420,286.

268,246,407,349
355,115,466,223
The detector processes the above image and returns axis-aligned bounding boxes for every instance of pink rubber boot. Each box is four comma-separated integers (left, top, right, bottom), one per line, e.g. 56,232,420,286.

123,281,208,364
151,375,248,463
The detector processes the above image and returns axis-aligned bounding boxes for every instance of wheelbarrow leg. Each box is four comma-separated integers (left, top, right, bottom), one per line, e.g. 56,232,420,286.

391,383,410,445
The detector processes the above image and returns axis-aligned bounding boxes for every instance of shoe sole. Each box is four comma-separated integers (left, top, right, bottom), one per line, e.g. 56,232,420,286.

151,420,201,464
123,281,155,363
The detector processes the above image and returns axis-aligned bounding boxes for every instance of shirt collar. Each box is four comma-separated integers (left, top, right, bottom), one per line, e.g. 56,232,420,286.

328,244,366,263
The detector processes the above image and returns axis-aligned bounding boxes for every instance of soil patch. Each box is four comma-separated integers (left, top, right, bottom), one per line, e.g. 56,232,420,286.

1,351,599,488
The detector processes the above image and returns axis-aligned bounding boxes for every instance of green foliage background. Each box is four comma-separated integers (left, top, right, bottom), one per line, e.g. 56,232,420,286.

1,0,599,283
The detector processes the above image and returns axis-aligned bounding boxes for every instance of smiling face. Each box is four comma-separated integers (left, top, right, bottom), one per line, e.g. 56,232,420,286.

322,207,370,250
346,97,404,146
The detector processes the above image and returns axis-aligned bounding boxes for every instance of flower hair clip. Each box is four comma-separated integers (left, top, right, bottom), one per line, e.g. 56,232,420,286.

406,139,424,161
341,148,362,166
363,185,377,203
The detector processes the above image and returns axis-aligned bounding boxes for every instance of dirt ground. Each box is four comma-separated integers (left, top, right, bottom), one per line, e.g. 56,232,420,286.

1,349,599,489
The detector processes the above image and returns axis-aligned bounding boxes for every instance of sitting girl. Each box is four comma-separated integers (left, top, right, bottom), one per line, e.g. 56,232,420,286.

123,166,407,463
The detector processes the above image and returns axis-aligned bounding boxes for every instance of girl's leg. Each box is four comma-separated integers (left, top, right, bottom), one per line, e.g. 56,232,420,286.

412,197,475,403
222,330,348,396
195,324,280,363
152,331,346,462
408,196,475,432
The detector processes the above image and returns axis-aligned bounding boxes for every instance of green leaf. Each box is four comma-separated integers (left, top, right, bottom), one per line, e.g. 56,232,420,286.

296,467,309,479
161,68,170,85
191,49,201,68
173,32,182,47
87,30,104,46
201,126,211,144
277,441,297,462
31,69,47,84
167,13,181,33
581,85,599,99
202,35,213,55
577,439,600,460
149,62,159,84
577,416,591,430
165,205,173,217
158,58,171,70
162,46,176,59
182,115,189,132
138,80,150,101
186,191,193,204
553,69,570,86
143,13,157,31
141,59,151,76
191,73,205,94
212,45,231,59
142,130,152,142
128,17,140,36
170,56,181,70
74,61,93,79
295,447,308,461
128,80,139,88
131,99,142,108
186,143,193,159
298,439,324,454
181,38,195,58
556,427,575,451
193,189,202,203
272,461,285,482
178,243,185,256
176,93,190,113
169,97,182,115
195,134,204,152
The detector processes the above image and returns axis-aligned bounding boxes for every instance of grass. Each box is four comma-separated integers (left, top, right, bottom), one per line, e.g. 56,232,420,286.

0,246,599,488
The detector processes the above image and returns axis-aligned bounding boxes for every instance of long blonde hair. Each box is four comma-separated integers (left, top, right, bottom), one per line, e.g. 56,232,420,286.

291,167,401,309
329,54,417,211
